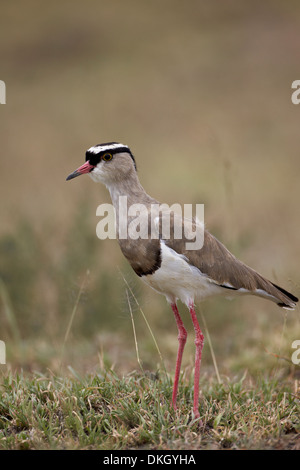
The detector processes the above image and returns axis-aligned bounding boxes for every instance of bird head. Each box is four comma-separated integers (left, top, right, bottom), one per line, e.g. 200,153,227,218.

66,142,136,185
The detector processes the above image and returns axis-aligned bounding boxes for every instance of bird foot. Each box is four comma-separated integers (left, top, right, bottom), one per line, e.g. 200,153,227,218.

193,409,204,427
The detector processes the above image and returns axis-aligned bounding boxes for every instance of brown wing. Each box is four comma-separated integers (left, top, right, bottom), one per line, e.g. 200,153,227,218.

165,226,298,309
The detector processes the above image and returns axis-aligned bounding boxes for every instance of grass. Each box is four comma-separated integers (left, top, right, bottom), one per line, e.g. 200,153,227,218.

0,368,299,450
1,272,299,450
0,215,299,450
0,0,300,451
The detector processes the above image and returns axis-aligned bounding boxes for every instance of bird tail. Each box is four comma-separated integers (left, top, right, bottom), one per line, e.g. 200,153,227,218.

269,282,298,310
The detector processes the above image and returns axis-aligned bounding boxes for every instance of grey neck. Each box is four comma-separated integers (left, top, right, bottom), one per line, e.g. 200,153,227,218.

107,174,157,211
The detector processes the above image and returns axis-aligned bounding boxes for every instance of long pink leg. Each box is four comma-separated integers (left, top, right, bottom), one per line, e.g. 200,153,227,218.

188,301,204,419
171,303,187,410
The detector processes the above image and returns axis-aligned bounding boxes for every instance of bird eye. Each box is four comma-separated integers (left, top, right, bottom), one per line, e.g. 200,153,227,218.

102,153,113,162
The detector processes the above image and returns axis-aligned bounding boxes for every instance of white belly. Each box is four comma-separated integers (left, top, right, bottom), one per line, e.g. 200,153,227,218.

142,241,222,306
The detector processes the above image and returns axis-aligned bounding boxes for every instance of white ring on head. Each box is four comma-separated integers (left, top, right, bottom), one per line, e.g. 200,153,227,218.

88,143,128,154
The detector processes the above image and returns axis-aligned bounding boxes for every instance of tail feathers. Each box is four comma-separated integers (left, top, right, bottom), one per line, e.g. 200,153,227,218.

240,264,299,310
227,263,299,310
270,282,299,310
237,266,299,310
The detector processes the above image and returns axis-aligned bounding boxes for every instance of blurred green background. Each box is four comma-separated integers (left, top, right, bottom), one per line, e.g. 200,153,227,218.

0,0,299,378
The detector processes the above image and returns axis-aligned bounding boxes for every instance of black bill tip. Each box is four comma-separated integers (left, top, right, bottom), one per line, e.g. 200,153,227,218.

66,170,80,181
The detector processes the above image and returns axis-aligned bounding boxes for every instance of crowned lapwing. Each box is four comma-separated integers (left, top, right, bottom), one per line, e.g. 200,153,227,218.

66,142,298,420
